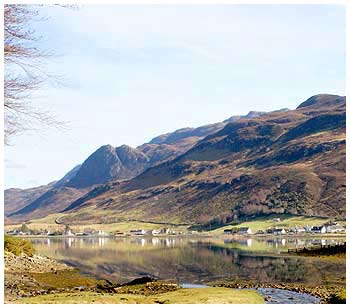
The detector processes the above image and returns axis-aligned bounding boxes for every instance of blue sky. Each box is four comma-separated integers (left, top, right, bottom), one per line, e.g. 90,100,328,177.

5,4,345,189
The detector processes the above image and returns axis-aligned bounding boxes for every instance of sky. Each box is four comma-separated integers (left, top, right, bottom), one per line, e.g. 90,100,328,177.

5,4,345,189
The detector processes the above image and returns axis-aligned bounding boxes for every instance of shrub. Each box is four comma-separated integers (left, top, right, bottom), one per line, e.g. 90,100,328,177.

328,289,346,304
4,235,35,256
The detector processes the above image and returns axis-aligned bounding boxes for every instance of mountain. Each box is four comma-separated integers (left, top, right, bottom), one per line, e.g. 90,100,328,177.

5,164,85,219
53,164,81,188
6,94,345,226
6,110,264,222
57,94,345,227
4,183,56,216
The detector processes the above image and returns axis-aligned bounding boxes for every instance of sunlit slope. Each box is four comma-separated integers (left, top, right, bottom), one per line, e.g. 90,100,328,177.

59,95,345,226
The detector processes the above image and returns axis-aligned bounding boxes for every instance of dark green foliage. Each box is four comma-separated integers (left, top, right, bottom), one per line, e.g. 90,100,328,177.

4,235,35,256
20,223,29,233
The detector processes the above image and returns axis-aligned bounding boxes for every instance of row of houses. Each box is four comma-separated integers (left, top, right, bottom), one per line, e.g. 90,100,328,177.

223,222,345,235
129,228,179,236
6,227,185,237
6,229,109,237
289,222,345,234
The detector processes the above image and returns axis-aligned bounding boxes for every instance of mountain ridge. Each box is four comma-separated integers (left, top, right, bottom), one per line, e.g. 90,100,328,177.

6,94,346,225
58,94,345,226
7,109,264,221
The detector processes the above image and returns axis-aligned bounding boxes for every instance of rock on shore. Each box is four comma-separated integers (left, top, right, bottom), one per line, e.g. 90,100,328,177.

5,252,70,273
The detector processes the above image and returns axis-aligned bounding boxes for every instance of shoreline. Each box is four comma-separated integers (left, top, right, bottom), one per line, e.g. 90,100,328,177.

8,233,347,239
5,252,265,304
5,249,345,304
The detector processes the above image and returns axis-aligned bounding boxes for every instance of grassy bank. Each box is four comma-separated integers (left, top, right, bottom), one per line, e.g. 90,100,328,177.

5,213,188,234
4,236,264,304
14,288,264,304
210,214,335,234
6,213,345,236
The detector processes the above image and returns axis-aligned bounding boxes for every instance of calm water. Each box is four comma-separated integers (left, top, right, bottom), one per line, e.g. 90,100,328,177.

29,236,345,286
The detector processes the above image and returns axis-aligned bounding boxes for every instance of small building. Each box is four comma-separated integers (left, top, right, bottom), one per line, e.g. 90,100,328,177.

168,229,176,235
237,227,252,235
65,230,73,236
98,230,107,236
304,226,313,233
325,224,345,233
255,230,265,235
152,229,161,236
160,228,170,235
133,229,146,235
273,228,286,235
75,232,86,236
224,229,233,235
311,226,326,234
266,227,286,235
6,230,19,235
290,227,306,234
273,218,281,222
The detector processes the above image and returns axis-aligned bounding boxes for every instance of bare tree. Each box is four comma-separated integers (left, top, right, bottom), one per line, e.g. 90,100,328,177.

4,4,67,145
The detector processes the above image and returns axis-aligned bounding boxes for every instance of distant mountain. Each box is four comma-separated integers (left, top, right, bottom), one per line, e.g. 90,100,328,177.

5,164,85,219
6,95,345,225
57,94,345,227
5,183,56,216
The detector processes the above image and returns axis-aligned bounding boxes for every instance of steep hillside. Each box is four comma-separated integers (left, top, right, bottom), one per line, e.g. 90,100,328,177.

7,111,263,222
58,94,346,226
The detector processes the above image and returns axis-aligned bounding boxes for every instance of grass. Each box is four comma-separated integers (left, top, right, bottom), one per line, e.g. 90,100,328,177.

4,235,35,256
6,213,344,237
15,288,264,304
210,214,331,234
32,269,97,289
5,214,188,234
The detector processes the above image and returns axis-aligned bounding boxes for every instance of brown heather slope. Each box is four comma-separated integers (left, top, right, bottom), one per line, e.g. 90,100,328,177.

7,111,265,222
5,164,81,218
58,94,345,226
5,183,56,216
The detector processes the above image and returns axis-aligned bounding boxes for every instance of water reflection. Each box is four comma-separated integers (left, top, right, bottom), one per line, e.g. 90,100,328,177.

29,237,345,286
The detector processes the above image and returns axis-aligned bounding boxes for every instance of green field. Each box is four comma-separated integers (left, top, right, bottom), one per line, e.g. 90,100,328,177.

5,213,188,234
210,214,333,234
6,213,345,236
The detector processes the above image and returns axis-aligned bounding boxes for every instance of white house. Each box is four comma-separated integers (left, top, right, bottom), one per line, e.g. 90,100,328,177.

272,228,286,235
237,227,252,235
325,224,345,233
134,229,146,235
294,227,306,234
152,229,161,236
65,229,73,236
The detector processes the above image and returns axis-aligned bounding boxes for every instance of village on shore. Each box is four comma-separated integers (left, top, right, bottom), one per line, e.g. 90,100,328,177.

5,217,346,238
223,219,346,236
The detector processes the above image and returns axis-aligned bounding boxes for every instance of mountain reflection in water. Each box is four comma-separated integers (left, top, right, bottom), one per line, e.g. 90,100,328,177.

29,237,345,286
